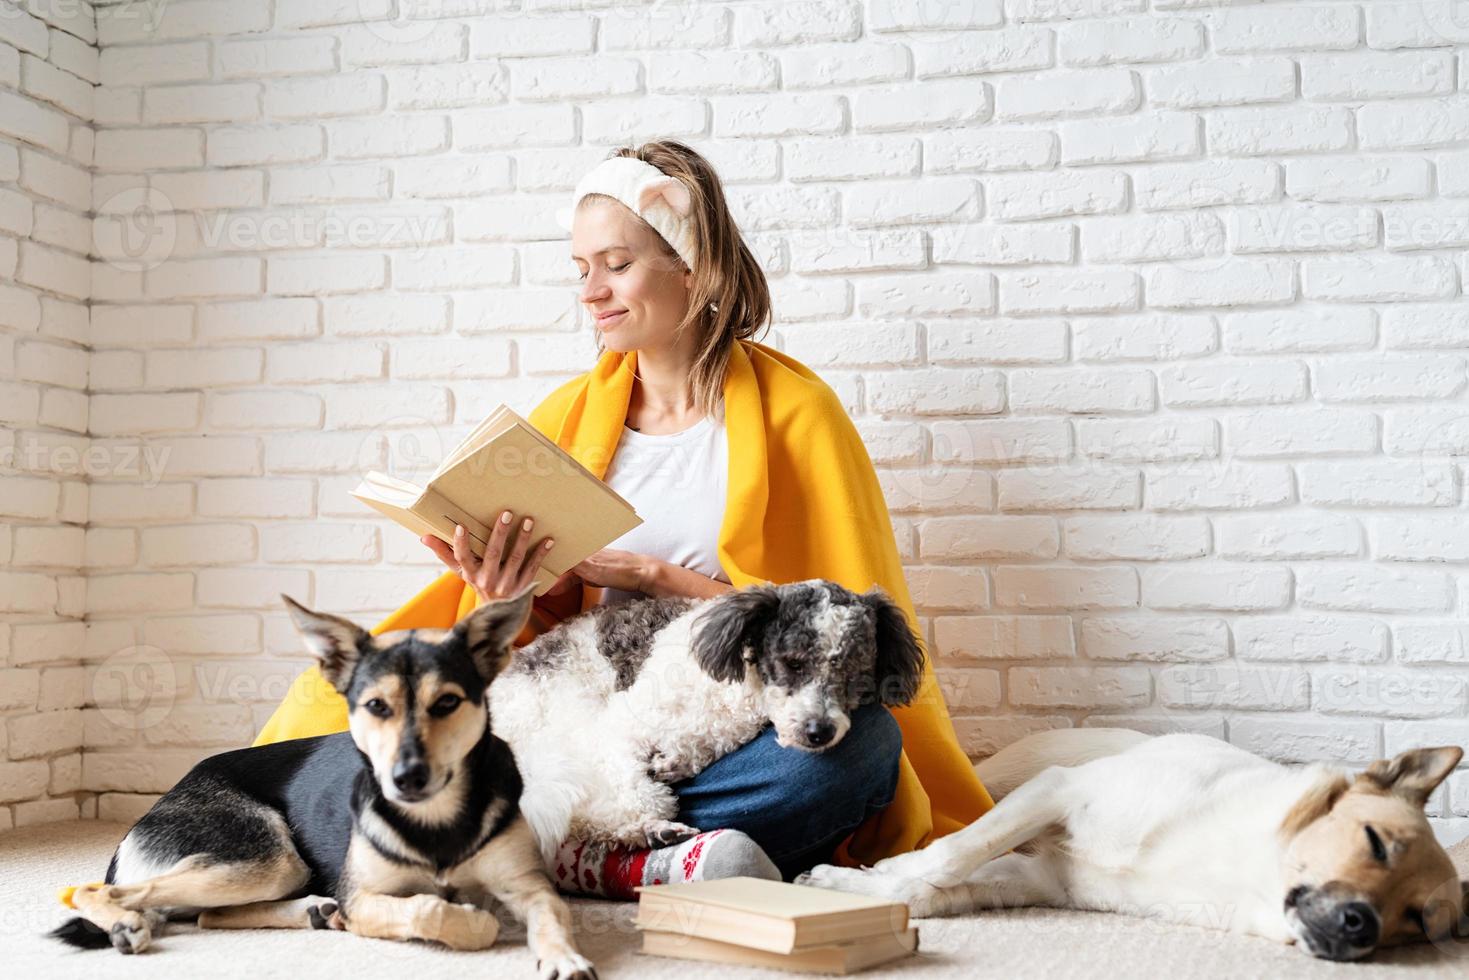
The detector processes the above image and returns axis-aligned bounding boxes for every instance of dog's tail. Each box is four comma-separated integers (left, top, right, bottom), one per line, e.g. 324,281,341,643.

976,727,1151,802
516,749,592,868
49,916,112,949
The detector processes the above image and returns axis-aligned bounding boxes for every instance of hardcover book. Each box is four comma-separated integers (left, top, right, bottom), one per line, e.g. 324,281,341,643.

638,926,919,975
350,404,641,595
633,877,911,955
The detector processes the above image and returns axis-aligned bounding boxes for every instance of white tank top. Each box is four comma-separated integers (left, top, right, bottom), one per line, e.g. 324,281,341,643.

598,406,731,606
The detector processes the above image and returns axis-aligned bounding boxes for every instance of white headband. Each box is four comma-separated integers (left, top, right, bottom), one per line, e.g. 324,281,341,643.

555,156,697,274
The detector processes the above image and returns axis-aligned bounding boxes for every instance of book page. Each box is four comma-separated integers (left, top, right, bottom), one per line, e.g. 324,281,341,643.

430,406,516,482
636,877,904,920
351,486,444,542
410,422,640,585
355,471,425,503
351,404,641,595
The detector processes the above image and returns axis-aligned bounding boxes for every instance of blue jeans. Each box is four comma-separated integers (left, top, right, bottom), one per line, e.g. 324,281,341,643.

671,703,904,880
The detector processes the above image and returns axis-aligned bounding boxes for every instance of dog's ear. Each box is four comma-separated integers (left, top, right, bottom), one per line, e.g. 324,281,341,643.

861,586,925,707
1357,746,1463,808
1278,771,1351,839
692,584,781,683
452,584,536,682
282,594,372,693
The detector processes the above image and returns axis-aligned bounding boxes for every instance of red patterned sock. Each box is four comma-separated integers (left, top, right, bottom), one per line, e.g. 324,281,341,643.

549,829,780,900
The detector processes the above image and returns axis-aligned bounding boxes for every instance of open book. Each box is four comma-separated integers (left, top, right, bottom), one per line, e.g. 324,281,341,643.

350,404,641,596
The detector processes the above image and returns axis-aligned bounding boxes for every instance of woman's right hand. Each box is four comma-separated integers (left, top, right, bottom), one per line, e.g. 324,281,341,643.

421,510,555,604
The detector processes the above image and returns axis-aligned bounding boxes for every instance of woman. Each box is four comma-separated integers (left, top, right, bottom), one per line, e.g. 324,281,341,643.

254,141,995,895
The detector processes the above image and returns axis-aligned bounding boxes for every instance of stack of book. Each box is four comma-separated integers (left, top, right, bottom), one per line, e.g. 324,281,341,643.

634,877,917,974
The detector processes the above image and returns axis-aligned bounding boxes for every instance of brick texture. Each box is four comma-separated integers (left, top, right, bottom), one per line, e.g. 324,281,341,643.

3,1,1468,846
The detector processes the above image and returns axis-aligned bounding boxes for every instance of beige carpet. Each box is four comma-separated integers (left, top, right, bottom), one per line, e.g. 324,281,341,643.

5,820,1467,978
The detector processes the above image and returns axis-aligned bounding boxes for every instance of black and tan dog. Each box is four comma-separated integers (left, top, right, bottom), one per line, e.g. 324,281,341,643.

50,587,595,979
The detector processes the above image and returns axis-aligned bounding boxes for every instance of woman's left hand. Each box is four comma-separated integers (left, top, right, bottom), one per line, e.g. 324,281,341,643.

571,549,659,594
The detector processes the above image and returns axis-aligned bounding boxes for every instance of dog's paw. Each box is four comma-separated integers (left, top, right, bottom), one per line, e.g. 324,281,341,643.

409,896,499,951
108,912,151,954
307,902,341,930
643,820,700,848
645,750,698,783
537,950,597,980
457,900,498,928
646,759,690,783
796,864,870,893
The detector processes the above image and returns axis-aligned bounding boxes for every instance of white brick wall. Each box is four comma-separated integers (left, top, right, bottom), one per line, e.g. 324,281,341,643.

1,0,97,831
4,1,1469,843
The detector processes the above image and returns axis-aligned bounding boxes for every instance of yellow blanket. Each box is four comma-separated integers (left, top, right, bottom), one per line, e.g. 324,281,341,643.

253,339,995,863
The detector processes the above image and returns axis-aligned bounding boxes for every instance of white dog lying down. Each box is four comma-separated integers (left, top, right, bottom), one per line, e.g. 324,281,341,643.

799,729,1468,961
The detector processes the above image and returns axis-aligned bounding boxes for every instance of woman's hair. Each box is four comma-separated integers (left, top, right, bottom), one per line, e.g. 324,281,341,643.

580,140,772,419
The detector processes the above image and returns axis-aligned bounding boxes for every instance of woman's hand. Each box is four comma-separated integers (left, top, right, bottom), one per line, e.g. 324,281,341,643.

570,549,657,594
570,553,734,600
421,510,554,604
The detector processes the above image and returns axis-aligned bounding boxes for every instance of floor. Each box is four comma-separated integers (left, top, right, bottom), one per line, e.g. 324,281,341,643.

5,820,1468,978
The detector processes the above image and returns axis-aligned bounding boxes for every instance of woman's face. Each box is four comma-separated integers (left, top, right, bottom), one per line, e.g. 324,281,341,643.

571,198,693,354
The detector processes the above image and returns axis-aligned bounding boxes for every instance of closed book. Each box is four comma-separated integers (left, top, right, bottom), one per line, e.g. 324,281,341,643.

638,926,919,975
349,404,640,596
633,877,909,954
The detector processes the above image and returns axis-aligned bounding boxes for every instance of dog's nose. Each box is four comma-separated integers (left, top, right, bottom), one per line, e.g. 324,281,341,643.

804,720,836,746
1336,902,1379,947
393,760,429,795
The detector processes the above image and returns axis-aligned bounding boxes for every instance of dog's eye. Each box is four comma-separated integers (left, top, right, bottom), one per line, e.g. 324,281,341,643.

363,698,391,719
429,694,462,717
1365,824,1388,864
